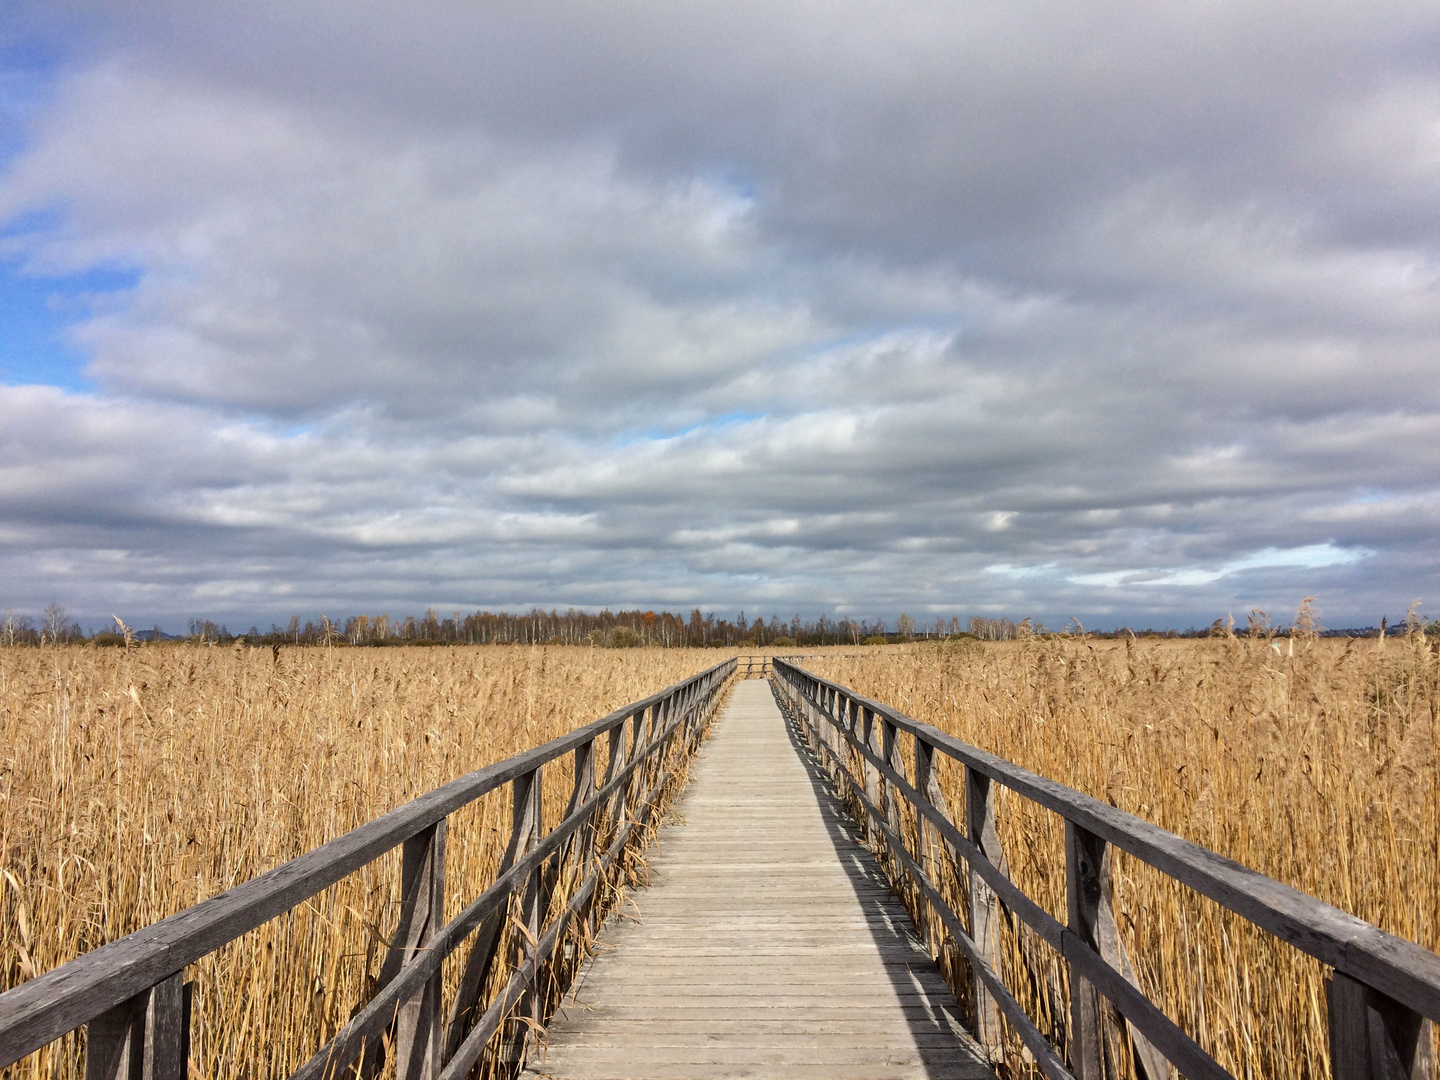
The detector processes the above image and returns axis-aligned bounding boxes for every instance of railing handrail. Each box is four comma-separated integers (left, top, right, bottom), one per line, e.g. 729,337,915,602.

0,658,737,1073
772,657,1440,1080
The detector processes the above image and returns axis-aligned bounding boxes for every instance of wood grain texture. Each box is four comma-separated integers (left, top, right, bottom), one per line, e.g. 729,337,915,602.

523,681,993,1080
0,662,738,1072
773,660,1440,1026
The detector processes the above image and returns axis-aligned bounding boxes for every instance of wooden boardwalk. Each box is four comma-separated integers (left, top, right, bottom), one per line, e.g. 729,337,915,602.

525,679,993,1080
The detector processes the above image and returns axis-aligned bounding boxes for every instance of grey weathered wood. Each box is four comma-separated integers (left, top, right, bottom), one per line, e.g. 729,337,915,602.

912,737,946,955
1065,822,1108,1080
965,766,1007,1060
880,718,906,869
442,739,694,1080
783,664,1243,1080
394,822,446,1080
292,698,714,1080
0,660,736,1070
445,767,543,1062
1328,972,1436,1080
85,975,188,1080
437,678,726,1080
525,681,994,1080
85,995,143,1080
557,739,598,946
141,974,188,1080
359,820,446,1078
500,772,545,1067
1091,858,1171,1080
860,706,882,845
773,659,1440,1026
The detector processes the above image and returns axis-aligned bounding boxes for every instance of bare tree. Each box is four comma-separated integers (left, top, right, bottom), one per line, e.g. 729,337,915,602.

2,610,31,646
43,603,68,644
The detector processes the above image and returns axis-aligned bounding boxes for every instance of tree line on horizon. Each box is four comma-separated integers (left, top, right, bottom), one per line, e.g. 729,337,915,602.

1,605,1044,648
3,601,1428,648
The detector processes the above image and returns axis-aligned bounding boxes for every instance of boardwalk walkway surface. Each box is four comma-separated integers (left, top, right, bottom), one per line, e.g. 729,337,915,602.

524,679,994,1080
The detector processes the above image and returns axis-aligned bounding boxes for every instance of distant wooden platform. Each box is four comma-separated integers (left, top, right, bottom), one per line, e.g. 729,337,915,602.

524,679,994,1080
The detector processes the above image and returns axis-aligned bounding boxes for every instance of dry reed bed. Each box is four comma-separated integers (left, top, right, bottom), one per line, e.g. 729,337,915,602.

806,636,1440,1080
0,644,717,1079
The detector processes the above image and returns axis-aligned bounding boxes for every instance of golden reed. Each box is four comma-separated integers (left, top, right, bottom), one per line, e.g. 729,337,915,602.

806,634,1440,1079
0,644,716,1079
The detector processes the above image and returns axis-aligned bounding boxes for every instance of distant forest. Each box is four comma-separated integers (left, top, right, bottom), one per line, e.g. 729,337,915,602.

4,605,1043,647
2,603,1425,648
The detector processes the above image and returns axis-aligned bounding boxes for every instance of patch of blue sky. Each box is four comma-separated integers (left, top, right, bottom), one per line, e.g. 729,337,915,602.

0,41,127,392
692,166,758,205
617,410,768,446
0,259,141,390
0,35,64,166
815,321,964,352
1068,542,1373,589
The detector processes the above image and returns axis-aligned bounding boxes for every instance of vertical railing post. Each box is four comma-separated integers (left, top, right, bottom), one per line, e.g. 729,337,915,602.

913,737,944,953
880,717,905,871
1062,820,1172,1080
551,737,597,972
444,768,542,1061
1328,973,1436,1080
86,998,143,1080
965,766,1006,1060
87,973,190,1080
394,820,447,1080
502,769,544,1068
588,721,629,939
142,975,189,1080
860,707,881,842
1065,821,1108,1080
827,692,846,768
626,707,647,821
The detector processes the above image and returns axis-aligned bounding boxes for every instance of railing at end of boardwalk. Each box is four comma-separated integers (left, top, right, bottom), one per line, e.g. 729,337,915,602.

0,658,737,1080
771,657,1440,1080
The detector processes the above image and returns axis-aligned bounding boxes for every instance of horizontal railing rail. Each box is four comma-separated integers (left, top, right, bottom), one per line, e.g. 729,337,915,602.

735,654,772,678
0,658,736,1080
772,657,1439,1080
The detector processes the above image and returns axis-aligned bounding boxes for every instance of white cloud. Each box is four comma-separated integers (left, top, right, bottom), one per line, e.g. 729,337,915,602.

0,3,1438,627
1069,544,1372,589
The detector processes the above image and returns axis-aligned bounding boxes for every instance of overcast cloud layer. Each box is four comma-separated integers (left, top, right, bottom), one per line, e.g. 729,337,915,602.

1,2,1438,629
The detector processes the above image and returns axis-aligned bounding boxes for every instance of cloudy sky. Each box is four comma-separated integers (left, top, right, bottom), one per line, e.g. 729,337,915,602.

1,2,1438,631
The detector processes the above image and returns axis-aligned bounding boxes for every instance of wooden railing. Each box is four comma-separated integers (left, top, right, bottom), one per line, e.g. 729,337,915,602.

772,658,1440,1080
736,654,773,678
0,659,735,1080
735,653,834,678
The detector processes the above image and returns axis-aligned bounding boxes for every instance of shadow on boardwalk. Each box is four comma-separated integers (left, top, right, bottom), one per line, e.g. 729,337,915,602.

526,679,992,1080
771,680,992,1077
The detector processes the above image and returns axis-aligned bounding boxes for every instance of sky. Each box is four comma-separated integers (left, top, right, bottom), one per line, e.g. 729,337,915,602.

1,2,1438,632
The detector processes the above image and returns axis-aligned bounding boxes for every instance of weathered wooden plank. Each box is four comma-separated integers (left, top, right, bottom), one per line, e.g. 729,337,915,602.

84,995,144,1080
548,1006,970,1023
965,765,1007,1059
443,768,542,1060
528,1062,986,1080
774,659,1440,1023
1328,972,1435,1080
533,1045,988,1066
1065,822,1107,1080
785,664,1237,1080
0,661,737,1071
141,975,189,1080
525,680,993,1080
393,822,446,1080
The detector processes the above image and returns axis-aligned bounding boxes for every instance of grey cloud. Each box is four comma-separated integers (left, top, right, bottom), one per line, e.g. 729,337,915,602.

0,2,1437,629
